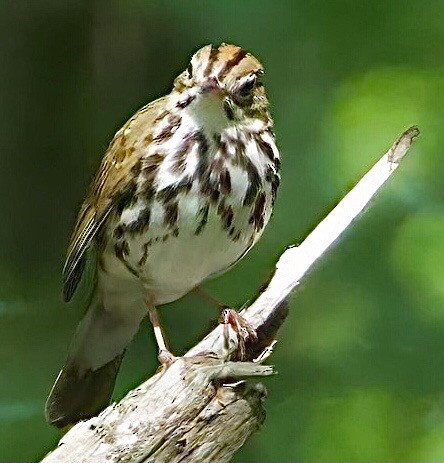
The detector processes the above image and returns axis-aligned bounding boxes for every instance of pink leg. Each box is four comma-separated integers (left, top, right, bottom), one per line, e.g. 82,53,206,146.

220,308,257,360
195,287,258,359
194,286,225,310
147,304,176,367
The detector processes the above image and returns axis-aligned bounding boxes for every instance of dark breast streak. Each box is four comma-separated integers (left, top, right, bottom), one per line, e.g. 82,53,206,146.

110,122,279,274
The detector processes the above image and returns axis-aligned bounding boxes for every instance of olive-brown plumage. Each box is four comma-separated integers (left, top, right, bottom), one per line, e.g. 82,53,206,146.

46,43,280,427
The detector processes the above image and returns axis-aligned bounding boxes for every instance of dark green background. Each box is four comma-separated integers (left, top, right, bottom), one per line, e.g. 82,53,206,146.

0,1,443,462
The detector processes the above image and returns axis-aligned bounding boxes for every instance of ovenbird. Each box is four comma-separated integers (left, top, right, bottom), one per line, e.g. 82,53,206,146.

45,43,280,427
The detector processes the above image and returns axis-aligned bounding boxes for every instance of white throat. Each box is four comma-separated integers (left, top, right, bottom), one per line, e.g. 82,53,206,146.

185,92,230,137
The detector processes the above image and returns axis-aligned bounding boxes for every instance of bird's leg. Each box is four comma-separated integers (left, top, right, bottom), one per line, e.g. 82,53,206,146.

219,307,257,360
193,286,226,311
146,303,176,367
194,287,257,360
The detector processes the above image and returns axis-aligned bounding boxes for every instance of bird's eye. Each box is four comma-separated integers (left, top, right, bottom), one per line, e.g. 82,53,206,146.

237,75,257,99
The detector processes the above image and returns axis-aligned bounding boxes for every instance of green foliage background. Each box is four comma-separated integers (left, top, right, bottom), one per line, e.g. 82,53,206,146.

0,1,443,462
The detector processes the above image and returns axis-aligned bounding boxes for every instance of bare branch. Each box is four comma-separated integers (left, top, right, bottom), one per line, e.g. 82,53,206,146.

188,126,419,359
40,127,419,463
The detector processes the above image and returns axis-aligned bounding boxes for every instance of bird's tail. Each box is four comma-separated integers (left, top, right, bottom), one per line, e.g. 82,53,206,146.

45,295,144,428
45,351,123,428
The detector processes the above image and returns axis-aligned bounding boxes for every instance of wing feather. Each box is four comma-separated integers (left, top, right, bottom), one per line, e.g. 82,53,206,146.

62,98,166,301
63,209,110,301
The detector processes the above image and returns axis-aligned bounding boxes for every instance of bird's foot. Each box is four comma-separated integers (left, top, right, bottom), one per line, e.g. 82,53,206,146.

158,349,178,368
219,307,257,360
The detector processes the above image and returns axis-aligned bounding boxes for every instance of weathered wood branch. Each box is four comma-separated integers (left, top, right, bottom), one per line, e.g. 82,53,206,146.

40,127,419,463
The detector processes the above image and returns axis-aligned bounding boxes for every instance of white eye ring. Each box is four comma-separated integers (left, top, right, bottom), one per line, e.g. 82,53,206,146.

237,75,257,98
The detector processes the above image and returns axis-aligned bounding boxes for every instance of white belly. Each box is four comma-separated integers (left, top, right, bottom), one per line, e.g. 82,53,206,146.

101,186,270,305
99,119,278,306
137,209,256,304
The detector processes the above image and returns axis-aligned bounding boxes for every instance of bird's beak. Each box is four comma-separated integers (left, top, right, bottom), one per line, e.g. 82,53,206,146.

200,77,226,99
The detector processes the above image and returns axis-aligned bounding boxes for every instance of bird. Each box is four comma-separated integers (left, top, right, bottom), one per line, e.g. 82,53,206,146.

45,43,280,428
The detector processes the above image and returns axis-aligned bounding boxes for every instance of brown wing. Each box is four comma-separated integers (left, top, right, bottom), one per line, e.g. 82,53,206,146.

63,97,166,301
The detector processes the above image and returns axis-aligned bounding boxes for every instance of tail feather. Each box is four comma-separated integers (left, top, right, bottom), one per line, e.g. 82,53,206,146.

45,353,123,428
46,289,146,427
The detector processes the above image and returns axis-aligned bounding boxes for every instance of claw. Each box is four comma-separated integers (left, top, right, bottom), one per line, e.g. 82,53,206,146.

158,349,177,368
220,308,257,360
